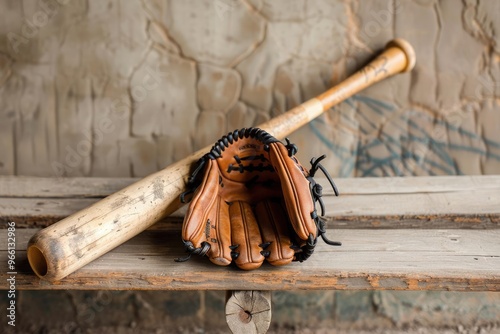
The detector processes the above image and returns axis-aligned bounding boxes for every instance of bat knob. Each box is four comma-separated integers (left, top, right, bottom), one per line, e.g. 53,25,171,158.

386,38,416,73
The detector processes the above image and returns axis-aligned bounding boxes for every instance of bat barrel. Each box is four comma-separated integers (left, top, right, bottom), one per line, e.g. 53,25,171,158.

27,39,415,281
27,157,203,281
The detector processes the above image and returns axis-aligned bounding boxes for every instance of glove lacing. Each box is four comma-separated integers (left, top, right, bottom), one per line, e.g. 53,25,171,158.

180,127,279,204
175,240,211,262
284,143,342,263
308,155,342,247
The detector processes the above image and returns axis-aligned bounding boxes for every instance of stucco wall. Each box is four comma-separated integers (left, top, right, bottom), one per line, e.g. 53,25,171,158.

1,0,499,178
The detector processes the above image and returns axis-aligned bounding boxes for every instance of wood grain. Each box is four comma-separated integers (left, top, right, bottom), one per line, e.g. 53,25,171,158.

0,176,140,198
225,291,271,334
2,174,499,197
1,228,499,291
2,175,499,229
1,175,498,290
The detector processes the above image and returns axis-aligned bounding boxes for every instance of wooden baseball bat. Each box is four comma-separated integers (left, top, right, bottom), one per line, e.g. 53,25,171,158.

27,39,416,281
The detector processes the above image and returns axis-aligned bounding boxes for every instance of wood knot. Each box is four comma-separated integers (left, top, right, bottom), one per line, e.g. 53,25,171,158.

239,309,252,324
225,290,271,334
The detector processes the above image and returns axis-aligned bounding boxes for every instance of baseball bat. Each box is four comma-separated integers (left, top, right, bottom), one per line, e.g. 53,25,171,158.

27,39,416,281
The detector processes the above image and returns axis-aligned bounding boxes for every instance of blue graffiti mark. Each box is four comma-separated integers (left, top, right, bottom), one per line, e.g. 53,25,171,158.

407,116,500,161
308,94,500,176
354,95,395,112
308,119,352,156
345,99,376,134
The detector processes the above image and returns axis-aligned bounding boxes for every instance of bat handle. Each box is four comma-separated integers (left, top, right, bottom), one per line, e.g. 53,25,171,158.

260,38,416,139
318,38,416,110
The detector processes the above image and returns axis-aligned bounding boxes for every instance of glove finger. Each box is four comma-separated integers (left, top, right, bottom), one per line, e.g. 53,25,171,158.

206,197,232,266
255,200,295,266
229,201,265,270
182,160,219,244
181,160,231,266
268,143,317,240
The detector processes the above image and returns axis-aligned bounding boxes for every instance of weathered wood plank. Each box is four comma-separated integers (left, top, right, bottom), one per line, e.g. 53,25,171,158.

0,176,139,198
1,228,499,291
2,175,499,197
1,175,499,229
334,175,500,195
328,188,500,228
1,195,498,229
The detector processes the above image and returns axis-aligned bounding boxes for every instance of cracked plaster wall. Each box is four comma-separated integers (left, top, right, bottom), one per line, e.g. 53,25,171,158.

1,0,499,178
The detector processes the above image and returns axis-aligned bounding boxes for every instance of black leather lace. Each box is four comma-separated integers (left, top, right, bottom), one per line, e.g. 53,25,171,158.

307,155,342,247
175,240,211,262
207,127,279,159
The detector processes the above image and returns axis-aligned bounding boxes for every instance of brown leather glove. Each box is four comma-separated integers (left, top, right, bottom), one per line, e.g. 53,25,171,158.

177,128,340,270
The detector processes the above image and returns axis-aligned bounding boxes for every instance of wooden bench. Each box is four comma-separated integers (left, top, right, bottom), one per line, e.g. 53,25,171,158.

1,175,499,332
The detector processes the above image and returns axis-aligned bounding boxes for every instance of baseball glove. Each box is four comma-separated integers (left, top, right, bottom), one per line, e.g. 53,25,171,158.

176,127,340,270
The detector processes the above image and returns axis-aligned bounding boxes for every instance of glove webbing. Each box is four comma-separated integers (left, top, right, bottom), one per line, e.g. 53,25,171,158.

180,128,279,203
